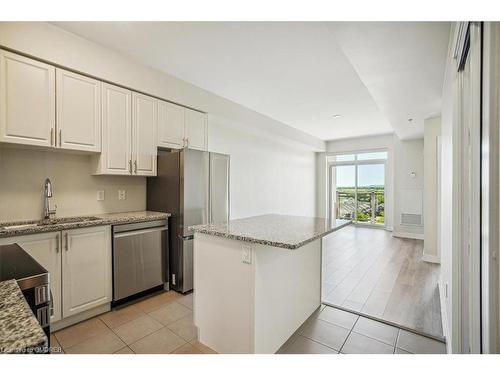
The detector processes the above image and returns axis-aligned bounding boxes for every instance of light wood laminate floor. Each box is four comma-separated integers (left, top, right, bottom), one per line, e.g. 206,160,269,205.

321,225,443,339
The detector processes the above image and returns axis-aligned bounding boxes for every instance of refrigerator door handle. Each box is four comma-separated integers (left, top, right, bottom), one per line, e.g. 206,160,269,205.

209,165,213,224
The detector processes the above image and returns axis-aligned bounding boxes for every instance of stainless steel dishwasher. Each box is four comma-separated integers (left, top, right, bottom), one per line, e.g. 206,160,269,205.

112,220,168,305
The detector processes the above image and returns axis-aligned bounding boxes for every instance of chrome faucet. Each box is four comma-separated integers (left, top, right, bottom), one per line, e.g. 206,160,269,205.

43,178,56,220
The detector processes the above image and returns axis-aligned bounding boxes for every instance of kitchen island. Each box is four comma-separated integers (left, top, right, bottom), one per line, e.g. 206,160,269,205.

190,214,350,354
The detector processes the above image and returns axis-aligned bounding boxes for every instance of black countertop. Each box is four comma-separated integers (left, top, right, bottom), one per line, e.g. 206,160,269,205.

0,244,48,353
0,243,48,285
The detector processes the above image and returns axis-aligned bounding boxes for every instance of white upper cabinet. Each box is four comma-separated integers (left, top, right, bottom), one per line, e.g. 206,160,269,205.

184,108,207,151
61,226,112,318
56,69,101,152
1,49,206,171
132,92,157,176
157,102,207,151
94,83,132,175
0,50,55,147
157,100,184,149
94,86,158,176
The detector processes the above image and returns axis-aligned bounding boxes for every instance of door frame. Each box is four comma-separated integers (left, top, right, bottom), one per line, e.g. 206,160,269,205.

452,21,482,354
480,22,500,354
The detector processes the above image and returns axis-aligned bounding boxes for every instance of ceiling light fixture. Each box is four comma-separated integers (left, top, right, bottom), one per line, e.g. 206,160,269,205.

332,114,342,118
408,118,414,124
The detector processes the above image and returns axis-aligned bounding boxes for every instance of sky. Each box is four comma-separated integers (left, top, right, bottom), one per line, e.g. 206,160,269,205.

335,164,385,188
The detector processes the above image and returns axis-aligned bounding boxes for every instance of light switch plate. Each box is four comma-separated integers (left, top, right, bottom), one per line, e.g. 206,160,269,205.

242,244,252,264
97,190,105,201
118,190,126,200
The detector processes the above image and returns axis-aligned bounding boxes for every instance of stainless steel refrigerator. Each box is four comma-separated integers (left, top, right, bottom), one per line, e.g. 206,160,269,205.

146,149,230,293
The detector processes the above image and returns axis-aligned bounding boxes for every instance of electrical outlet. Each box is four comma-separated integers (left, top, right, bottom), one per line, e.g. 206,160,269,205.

97,190,105,201
242,244,252,264
118,190,126,200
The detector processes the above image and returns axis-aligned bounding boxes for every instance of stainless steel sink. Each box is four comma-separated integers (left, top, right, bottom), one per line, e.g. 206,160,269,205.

0,216,103,231
42,216,103,225
0,223,39,231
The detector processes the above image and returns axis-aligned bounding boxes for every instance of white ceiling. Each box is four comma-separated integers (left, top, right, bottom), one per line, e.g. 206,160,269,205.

326,22,450,139
53,22,449,141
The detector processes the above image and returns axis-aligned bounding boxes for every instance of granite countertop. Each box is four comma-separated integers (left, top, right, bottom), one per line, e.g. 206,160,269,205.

0,280,47,354
0,210,170,238
190,214,351,249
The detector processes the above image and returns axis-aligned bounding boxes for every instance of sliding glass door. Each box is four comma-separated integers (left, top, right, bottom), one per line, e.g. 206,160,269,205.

356,163,385,225
329,151,387,227
333,165,356,221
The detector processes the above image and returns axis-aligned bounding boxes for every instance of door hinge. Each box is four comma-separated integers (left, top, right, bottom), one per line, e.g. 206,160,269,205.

172,273,176,285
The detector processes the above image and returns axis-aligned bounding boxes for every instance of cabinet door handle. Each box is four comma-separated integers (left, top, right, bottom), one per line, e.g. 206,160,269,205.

134,160,138,174
129,159,133,175
59,129,62,147
50,128,54,146
64,233,69,251
56,234,59,253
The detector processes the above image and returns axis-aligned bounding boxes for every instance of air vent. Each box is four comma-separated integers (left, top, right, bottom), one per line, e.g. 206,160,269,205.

401,213,422,226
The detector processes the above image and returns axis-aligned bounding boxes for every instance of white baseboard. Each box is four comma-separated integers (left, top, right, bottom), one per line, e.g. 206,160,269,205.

422,253,441,264
438,277,451,354
392,231,424,240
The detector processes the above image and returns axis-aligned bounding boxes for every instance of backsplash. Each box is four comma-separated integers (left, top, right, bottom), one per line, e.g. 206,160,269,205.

0,147,146,221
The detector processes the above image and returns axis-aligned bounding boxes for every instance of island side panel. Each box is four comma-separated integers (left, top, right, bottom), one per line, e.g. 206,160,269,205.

254,239,322,353
193,232,256,353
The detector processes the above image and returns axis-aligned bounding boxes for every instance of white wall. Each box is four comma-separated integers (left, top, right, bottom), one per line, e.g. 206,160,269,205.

423,116,442,262
0,22,319,221
0,147,146,221
208,117,316,219
393,137,425,239
315,152,328,218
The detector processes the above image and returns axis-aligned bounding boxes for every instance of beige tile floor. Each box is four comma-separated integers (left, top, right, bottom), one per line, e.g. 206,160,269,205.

51,291,216,354
277,305,447,354
49,290,446,354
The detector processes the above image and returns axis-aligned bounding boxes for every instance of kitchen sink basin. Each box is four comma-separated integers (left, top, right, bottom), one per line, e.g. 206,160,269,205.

42,216,103,225
0,223,39,231
0,216,103,231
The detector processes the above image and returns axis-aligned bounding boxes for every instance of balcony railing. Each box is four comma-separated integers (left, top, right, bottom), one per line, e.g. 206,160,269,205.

336,191,385,225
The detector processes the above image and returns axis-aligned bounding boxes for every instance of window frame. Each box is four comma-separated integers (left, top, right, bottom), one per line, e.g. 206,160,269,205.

327,148,388,227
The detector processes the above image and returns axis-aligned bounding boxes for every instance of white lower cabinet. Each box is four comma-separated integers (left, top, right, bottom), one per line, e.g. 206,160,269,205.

0,225,112,324
0,232,62,323
61,226,112,318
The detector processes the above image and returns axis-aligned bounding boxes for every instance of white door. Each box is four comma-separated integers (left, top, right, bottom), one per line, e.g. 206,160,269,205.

0,50,55,147
99,83,132,175
61,226,112,318
184,108,207,151
157,100,184,149
0,232,62,323
132,92,157,176
56,69,101,152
